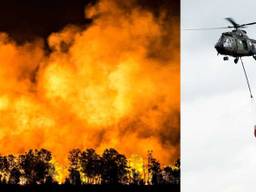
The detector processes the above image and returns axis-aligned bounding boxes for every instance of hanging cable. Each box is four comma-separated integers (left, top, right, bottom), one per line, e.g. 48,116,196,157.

239,58,256,138
240,57,254,98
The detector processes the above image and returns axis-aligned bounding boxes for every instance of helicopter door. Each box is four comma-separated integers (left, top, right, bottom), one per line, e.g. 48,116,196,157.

242,40,248,50
252,42,256,54
236,39,248,55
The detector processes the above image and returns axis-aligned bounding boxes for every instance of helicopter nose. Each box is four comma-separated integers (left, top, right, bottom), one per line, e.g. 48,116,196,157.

215,42,220,49
215,42,221,52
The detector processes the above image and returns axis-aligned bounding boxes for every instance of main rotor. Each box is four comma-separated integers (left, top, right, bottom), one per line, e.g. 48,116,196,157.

185,18,256,31
225,17,256,30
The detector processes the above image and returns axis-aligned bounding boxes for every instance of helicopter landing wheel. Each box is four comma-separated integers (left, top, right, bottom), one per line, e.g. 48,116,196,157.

234,58,239,64
223,56,229,61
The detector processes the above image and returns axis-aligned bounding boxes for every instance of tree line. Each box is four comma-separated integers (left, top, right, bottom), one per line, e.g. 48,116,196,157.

0,148,180,185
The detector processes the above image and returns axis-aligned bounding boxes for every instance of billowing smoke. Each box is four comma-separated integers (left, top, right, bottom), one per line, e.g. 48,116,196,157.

0,0,179,172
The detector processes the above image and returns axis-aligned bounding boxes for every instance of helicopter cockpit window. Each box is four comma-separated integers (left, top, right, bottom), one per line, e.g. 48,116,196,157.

242,40,248,50
218,36,223,43
238,40,242,45
248,41,252,49
223,37,232,48
253,43,256,50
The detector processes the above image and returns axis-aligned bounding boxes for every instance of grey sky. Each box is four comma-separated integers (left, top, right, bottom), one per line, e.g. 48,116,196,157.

182,0,256,191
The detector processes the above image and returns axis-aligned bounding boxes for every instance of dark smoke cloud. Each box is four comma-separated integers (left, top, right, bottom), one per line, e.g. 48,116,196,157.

0,0,179,43
0,0,96,43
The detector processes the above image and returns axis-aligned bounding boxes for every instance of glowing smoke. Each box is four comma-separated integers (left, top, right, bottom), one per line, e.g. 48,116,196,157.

0,0,179,172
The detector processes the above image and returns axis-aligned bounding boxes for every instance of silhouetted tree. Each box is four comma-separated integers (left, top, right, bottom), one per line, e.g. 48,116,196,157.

80,148,102,184
130,168,142,185
0,148,178,186
101,148,128,184
67,149,82,185
68,149,81,171
148,154,162,185
0,155,9,183
45,175,55,184
19,149,55,184
9,167,21,184
162,166,174,184
67,168,81,185
0,155,21,184
172,159,180,184
150,159,161,184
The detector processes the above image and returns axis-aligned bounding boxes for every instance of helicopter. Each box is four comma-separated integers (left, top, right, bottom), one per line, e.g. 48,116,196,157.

215,18,256,64
187,18,256,64
187,18,256,136
186,18,256,99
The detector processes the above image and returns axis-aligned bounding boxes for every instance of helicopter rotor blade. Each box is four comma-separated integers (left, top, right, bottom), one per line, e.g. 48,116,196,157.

184,18,256,32
225,17,240,28
240,22,256,27
183,26,233,30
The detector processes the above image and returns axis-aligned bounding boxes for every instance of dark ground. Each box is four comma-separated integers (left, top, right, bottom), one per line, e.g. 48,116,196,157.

0,184,179,192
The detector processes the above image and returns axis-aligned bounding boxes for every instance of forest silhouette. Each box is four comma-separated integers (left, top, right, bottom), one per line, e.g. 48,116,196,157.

0,148,179,191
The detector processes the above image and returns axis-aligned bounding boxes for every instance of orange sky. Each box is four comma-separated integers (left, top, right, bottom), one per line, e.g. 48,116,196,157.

0,0,179,171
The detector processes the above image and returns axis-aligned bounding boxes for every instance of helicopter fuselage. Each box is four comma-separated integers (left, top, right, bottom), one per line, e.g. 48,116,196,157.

215,29,256,58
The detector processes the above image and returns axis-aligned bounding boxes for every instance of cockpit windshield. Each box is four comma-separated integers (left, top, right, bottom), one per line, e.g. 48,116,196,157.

217,35,224,43
223,37,232,48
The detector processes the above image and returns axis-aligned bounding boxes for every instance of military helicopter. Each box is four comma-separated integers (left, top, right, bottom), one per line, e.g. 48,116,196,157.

186,18,256,64
215,18,256,64
186,18,256,98
187,18,256,136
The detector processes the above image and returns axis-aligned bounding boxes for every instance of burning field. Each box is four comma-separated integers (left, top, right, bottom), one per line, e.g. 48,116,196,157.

0,0,179,181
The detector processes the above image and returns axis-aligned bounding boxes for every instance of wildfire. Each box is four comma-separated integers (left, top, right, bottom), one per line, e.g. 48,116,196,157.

0,0,179,179
51,158,68,184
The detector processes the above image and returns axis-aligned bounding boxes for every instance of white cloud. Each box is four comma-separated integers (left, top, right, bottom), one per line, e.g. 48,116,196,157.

182,90,256,191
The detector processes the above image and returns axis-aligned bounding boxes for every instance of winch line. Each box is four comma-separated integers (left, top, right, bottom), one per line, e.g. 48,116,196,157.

240,57,254,99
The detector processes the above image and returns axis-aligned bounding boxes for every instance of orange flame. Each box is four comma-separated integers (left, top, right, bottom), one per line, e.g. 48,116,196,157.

0,0,179,179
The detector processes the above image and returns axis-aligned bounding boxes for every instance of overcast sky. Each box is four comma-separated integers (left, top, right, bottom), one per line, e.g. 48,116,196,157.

182,0,256,191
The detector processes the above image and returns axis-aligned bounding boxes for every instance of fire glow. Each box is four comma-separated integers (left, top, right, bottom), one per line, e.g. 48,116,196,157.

0,0,179,181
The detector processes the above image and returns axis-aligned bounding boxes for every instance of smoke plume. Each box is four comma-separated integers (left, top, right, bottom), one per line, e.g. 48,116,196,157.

0,0,179,172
